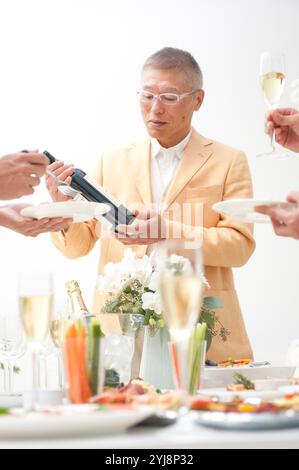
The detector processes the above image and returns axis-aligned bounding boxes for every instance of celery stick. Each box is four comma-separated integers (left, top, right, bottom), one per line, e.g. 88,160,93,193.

88,318,105,395
188,322,206,395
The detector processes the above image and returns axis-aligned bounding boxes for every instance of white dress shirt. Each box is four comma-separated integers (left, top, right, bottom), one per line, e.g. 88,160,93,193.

150,129,192,211
147,129,192,256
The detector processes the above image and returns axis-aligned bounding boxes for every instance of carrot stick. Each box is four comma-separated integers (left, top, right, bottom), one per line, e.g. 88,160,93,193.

65,324,83,403
169,342,182,388
76,324,92,402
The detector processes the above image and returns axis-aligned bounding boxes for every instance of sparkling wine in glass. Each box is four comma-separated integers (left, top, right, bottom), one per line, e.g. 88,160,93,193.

160,274,204,343
19,294,52,345
257,51,286,159
158,239,205,401
18,272,53,409
50,310,72,390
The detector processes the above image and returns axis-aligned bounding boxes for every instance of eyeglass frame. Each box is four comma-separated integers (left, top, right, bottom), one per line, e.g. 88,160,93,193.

137,89,200,105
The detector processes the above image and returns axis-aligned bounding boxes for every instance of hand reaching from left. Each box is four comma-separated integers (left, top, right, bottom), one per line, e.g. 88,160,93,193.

0,203,73,237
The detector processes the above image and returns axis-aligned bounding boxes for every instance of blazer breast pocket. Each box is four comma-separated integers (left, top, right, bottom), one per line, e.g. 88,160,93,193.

185,184,223,202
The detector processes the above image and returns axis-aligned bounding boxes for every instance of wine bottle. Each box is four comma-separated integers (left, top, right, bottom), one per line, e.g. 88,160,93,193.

43,150,136,228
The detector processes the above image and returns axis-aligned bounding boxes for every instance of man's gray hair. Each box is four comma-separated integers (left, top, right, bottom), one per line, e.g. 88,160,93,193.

142,47,203,89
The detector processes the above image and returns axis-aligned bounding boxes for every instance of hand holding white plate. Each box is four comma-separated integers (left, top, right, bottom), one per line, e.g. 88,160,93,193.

212,199,296,224
20,201,110,223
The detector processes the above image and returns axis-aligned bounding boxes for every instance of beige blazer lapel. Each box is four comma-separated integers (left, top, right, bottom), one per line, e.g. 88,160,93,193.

163,130,213,211
127,139,152,207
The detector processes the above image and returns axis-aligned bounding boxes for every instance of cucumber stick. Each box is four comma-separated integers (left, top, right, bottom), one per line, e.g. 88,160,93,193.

88,318,105,395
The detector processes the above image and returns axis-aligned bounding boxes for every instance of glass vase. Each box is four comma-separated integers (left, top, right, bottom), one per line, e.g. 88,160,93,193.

139,326,174,390
97,313,144,387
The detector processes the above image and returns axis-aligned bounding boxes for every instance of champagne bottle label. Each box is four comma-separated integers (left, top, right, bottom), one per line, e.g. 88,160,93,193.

66,280,90,318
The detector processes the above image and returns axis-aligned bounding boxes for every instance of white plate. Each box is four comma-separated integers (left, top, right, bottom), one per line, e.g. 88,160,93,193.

199,387,284,401
0,394,23,409
212,199,287,223
202,365,296,389
278,384,299,394
193,409,299,430
20,201,110,223
0,404,153,439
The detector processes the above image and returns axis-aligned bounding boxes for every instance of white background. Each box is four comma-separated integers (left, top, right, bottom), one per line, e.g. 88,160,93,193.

0,0,299,365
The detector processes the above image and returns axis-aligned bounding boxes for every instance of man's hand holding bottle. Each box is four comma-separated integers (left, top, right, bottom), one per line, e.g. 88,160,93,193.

45,160,75,202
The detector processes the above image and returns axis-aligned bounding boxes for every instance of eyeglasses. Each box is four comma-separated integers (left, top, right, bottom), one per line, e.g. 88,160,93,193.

137,89,198,105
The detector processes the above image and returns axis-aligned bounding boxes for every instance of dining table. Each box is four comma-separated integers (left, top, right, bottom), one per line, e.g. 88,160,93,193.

0,412,299,449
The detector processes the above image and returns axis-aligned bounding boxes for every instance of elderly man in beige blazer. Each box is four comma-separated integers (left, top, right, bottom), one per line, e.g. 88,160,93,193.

47,47,255,362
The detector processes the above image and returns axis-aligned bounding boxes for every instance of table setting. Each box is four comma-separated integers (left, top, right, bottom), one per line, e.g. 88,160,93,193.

0,240,299,449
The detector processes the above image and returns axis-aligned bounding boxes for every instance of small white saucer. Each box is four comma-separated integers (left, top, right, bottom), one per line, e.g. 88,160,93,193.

0,393,23,409
21,201,110,223
212,199,277,223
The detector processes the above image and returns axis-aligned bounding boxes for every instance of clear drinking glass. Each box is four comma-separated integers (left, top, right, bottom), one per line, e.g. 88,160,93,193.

18,272,53,410
257,51,286,159
49,310,72,390
97,313,144,386
157,239,205,403
0,313,26,395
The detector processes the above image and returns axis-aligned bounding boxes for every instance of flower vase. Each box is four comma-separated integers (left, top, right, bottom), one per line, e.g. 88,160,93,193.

139,326,175,390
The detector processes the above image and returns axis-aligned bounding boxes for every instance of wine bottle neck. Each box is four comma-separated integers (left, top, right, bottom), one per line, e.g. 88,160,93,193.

66,282,89,316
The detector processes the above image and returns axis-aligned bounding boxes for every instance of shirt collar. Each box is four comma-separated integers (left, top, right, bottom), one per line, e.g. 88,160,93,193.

151,128,192,160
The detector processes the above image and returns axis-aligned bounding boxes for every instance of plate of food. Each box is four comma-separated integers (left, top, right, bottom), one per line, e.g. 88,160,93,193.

192,392,299,430
202,361,295,389
212,199,297,224
199,387,284,401
20,201,110,223
90,379,182,427
0,403,153,439
193,409,299,431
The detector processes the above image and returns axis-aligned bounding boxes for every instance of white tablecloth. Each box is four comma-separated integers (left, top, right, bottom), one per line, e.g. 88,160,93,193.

0,413,299,449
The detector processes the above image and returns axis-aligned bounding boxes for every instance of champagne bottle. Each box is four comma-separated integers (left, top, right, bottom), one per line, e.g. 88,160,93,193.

43,150,136,228
66,280,91,319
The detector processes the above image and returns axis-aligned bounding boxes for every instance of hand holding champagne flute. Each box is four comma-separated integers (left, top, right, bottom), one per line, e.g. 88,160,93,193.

18,272,53,409
258,51,286,159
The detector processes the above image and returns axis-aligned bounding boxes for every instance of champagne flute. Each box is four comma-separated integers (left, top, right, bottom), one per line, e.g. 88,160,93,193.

257,51,286,159
158,239,205,402
18,272,53,410
50,309,72,390
0,313,26,395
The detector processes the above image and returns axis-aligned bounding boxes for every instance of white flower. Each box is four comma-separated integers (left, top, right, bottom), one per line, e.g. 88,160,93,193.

98,248,153,295
167,254,210,287
200,272,210,289
98,248,210,318
141,291,163,316
98,262,131,295
168,254,193,275
147,271,160,292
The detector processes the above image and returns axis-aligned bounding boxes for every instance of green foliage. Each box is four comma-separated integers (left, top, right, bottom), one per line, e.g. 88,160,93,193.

0,363,20,374
102,284,230,349
199,296,230,351
203,296,223,309
102,280,145,315
233,372,254,390
104,368,120,388
101,280,161,334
